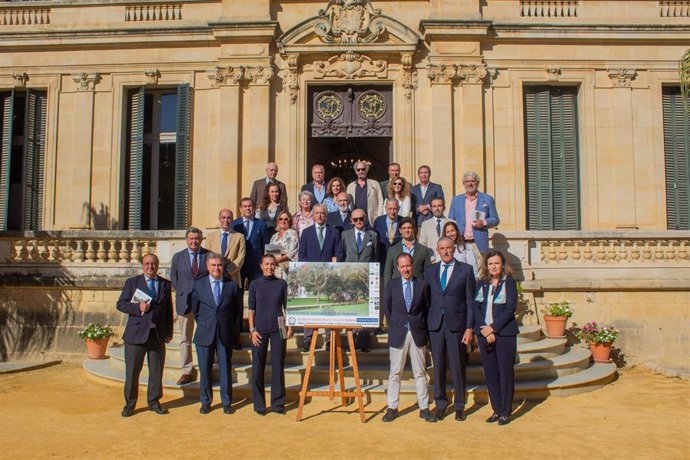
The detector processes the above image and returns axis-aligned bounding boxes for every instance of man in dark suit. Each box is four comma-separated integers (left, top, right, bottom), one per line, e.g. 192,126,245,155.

169,227,209,385
232,197,268,349
116,253,173,417
298,203,344,351
411,165,445,228
191,253,242,414
301,163,327,204
373,198,402,275
380,162,400,200
425,237,476,422
383,217,432,285
382,253,436,423
326,192,354,234
341,208,379,352
249,162,288,210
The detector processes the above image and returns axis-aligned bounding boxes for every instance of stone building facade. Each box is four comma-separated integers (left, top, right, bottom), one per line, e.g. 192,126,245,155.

0,0,689,367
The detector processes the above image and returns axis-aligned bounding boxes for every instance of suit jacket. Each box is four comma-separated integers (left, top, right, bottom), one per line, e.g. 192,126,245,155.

418,216,455,263
384,277,429,348
205,229,246,286
383,241,432,284
298,223,344,262
232,217,268,284
301,182,327,204
448,192,500,254
411,182,445,227
347,179,384,226
472,276,520,337
425,260,476,333
116,274,173,345
341,228,379,262
170,247,210,316
250,178,287,209
380,179,390,199
256,203,288,235
191,276,241,348
373,214,402,273
327,210,353,234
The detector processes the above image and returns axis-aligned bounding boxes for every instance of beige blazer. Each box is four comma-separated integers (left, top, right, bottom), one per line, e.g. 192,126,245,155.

347,178,384,226
418,216,455,263
205,229,246,285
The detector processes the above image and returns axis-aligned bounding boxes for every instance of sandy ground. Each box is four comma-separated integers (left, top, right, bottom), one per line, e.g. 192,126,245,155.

0,364,688,459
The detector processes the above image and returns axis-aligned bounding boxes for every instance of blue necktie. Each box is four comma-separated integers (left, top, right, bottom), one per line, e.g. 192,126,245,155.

213,280,221,307
147,278,156,298
404,281,412,312
440,264,449,291
436,219,442,237
221,232,228,256
244,220,250,238
356,232,363,253
318,226,325,250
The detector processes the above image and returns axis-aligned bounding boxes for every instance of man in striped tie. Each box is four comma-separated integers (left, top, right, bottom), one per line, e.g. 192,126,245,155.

424,237,476,422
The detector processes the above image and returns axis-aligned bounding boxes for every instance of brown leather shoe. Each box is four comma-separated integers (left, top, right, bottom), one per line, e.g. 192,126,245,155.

177,374,193,385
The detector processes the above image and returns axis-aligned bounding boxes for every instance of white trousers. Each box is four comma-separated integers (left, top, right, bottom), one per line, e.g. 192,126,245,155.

387,330,429,410
177,312,195,375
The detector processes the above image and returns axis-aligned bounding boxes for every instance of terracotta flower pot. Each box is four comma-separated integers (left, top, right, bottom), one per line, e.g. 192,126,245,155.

589,342,613,363
85,338,110,359
543,315,568,338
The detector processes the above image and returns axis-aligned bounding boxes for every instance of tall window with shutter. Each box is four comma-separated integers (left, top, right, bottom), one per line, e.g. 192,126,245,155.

124,84,191,230
0,89,47,231
524,86,580,230
662,86,690,230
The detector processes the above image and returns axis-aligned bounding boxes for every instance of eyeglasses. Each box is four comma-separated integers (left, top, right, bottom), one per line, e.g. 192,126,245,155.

356,168,367,172
277,217,290,222
394,182,403,186
352,217,365,222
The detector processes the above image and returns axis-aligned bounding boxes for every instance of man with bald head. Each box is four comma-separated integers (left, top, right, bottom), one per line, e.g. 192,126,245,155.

327,191,354,234
250,162,288,210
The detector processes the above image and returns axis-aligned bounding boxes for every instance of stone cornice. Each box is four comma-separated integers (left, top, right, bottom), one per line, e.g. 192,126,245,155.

419,19,492,40
491,23,690,41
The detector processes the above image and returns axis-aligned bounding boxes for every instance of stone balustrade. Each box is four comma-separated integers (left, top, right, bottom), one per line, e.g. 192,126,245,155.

519,0,578,17
659,0,690,17
124,4,182,22
0,6,50,25
9,236,157,264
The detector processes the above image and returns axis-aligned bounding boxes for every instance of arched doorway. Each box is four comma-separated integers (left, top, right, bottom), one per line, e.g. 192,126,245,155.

307,84,392,184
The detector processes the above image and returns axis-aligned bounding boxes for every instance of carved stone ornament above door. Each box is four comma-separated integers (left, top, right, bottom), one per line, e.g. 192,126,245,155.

315,0,385,44
313,51,388,80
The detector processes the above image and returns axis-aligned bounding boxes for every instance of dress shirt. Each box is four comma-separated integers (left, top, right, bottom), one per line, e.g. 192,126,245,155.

439,260,455,284
385,216,398,239
143,276,158,326
402,240,416,257
464,194,477,240
188,249,200,268
354,182,368,212
243,218,254,238
313,182,326,203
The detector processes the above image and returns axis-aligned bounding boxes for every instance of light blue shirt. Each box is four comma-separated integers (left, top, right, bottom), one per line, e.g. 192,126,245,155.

187,249,199,268
243,218,254,238
209,275,223,296
402,241,416,257
313,182,326,203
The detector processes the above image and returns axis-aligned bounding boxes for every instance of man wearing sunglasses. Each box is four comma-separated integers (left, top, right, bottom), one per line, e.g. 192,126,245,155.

346,161,384,227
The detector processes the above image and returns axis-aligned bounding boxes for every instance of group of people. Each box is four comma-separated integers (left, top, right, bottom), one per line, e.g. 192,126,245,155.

116,160,518,425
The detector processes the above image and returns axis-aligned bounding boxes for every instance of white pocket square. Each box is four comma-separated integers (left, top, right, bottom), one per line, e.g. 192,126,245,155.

366,241,373,247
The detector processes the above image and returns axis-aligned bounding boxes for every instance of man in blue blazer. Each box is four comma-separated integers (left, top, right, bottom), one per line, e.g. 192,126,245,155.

382,253,436,423
300,164,327,204
116,253,173,417
232,197,268,349
411,165,445,228
191,253,242,414
298,203,344,351
326,192,354,234
425,237,476,422
169,227,209,385
448,171,500,254
373,198,402,275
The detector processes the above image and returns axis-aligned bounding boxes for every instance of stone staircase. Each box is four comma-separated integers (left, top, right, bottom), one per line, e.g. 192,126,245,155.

83,324,617,402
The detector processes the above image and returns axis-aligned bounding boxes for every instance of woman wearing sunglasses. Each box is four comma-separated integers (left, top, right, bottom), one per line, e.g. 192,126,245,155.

268,210,299,280
387,176,412,218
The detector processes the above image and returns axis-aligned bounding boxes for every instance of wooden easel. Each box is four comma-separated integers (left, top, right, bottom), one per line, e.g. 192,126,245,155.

295,325,366,423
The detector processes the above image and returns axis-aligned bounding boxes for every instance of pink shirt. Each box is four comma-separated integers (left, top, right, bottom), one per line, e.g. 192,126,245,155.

464,194,477,240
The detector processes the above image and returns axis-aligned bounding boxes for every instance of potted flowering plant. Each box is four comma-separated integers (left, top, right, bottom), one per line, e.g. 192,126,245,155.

541,301,574,338
78,323,116,359
575,321,619,362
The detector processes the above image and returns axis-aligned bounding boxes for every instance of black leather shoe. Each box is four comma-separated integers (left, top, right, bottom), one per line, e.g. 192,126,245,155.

272,407,286,415
455,409,466,421
301,342,311,353
121,407,134,417
199,404,211,414
149,403,169,415
486,413,500,423
435,408,446,421
223,405,234,414
361,347,370,353
498,416,511,426
255,409,267,416
382,408,398,422
420,409,437,423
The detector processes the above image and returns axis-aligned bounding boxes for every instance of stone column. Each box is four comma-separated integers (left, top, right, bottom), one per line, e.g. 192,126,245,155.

242,65,274,202
427,64,457,196
455,64,488,193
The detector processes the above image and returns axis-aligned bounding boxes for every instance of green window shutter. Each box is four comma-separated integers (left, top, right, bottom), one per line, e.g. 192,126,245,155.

524,86,580,230
127,87,145,230
174,83,191,230
0,90,14,231
22,90,47,231
663,87,690,230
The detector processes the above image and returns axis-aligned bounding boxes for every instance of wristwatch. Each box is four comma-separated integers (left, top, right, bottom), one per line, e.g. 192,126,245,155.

251,327,258,333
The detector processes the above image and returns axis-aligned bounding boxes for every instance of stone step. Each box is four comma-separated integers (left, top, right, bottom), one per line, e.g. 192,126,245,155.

102,344,592,387
83,358,616,402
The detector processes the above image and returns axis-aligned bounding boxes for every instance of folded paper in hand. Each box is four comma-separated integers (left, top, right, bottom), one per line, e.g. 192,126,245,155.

472,210,486,222
131,288,153,304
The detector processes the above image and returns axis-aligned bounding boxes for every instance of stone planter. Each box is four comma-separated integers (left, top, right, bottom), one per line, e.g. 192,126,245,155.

589,342,613,363
543,315,568,338
85,338,110,359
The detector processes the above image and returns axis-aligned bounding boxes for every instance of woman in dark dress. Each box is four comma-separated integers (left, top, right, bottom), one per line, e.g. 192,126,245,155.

255,182,288,236
472,249,519,426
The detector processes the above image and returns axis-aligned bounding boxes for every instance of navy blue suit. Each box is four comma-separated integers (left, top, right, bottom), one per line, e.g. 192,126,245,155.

411,182,445,227
425,260,476,412
301,182,327,204
373,214,402,275
472,276,518,418
191,275,241,408
384,277,429,349
298,223,344,263
232,217,268,286
327,210,354,234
